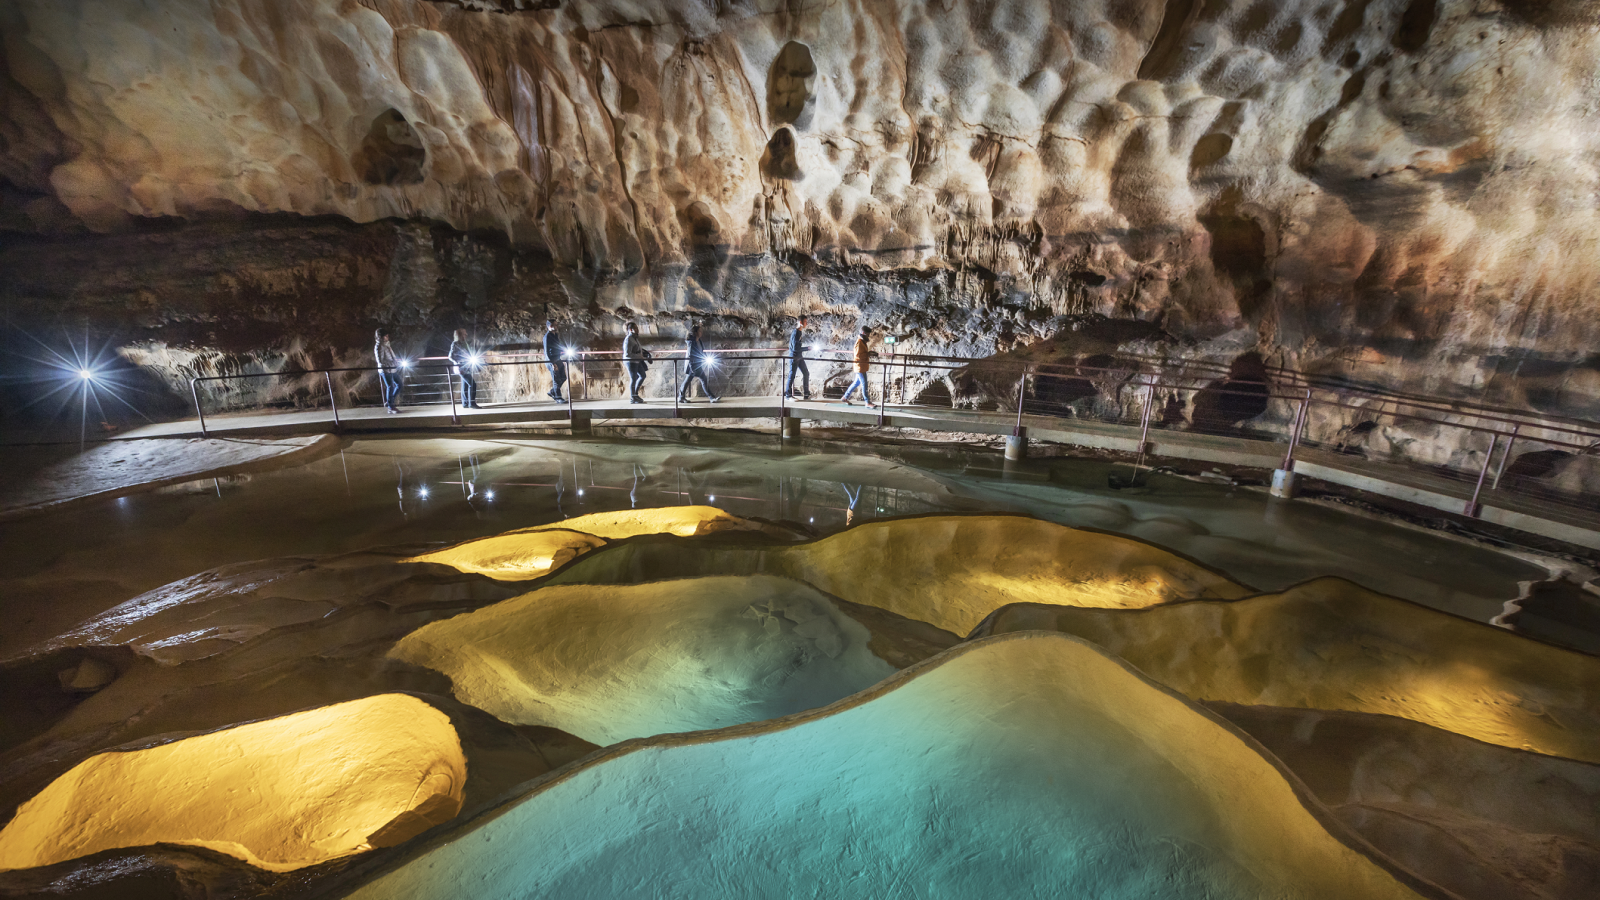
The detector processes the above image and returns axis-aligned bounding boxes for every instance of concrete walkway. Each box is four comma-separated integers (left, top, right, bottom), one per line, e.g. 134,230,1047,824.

114,395,1600,551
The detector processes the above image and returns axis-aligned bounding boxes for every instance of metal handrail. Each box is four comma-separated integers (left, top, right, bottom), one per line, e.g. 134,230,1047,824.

181,347,1600,519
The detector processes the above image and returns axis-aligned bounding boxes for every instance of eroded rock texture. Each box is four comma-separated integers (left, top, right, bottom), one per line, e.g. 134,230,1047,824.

3,0,1600,417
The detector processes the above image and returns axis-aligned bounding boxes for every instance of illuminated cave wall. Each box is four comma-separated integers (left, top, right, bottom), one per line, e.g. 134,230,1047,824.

3,0,1600,421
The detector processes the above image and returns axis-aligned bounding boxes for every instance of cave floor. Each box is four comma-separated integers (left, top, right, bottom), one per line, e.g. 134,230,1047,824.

0,430,1562,662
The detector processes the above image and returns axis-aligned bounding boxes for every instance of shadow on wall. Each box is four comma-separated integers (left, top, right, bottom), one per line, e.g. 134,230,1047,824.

1190,352,1271,435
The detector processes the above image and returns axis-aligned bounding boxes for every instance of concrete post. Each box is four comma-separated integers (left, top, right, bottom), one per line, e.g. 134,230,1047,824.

1005,428,1028,461
782,416,801,440
1270,468,1297,499
571,411,592,435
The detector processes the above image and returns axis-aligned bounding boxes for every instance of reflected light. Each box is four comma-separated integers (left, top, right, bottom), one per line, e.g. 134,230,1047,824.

484,490,495,501
418,486,430,498
708,495,716,502
576,488,584,497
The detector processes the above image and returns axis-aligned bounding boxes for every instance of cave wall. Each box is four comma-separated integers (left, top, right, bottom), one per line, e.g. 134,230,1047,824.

4,0,1600,419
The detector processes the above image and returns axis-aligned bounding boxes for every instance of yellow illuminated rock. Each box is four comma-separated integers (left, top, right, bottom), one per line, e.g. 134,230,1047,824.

521,506,787,539
980,577,1600,764
389,574,894,745
406,528,607,582
546,513,1252,636
406,507,788,581
345,634,1434,899
0,694,466,873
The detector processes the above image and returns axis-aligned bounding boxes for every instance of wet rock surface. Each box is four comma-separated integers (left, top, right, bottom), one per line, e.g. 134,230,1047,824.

4,0,1600,443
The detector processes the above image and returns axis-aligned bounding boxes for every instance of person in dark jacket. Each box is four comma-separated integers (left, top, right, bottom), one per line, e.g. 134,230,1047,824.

622,321,651,403
785,315,811,400
839,327,873,405
678,324,720,403
542,320,567,402
374,327,403,414
448,329,481,409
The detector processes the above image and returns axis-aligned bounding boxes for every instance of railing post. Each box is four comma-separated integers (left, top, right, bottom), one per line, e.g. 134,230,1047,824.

191,377,208,437
325,371,341,432
1466,433,1500,518
673,358,681,418
1135,381,1155,469
447,365,460,425
1014,365,1027,433
1282,388,1311,470
780,354,787,418
1492,423,1520,491
581,354,588,401
877,355,888,426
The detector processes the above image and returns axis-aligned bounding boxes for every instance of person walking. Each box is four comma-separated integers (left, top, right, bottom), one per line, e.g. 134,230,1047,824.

785,315,811,400
623,321,651,403
448,329,481,409
839,327,873,405
678,323,720,403
374,327,403,414
542,320,568,402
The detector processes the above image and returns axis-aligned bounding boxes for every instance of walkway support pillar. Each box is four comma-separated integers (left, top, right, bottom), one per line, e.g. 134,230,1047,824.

782,416,801,440
1270,468,1298,499
1005,428,1028,461
571,411,592,435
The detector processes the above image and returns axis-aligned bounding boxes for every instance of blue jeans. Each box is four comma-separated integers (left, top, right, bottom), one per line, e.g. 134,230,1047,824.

547,361,568,398
379,371,403,408
456,368,477,407
841,372,870,403
785,357,810,398
679,366,717,400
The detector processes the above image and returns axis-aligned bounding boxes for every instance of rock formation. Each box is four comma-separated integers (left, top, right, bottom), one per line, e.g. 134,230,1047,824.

4,0,1600,430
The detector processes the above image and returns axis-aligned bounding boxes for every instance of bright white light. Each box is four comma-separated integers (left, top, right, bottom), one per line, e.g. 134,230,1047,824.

484,490,495,500
77,368,93,380
418,486,429,498
562,347,576,360
467,355,482,366
703,355,718,369
400,359,413,369
806,345,818,352
708,495,716,502
576,488,584,496
809,517,814,523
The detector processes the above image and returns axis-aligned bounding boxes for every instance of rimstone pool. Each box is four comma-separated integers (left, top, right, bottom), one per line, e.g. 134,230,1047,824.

0,431,1595,900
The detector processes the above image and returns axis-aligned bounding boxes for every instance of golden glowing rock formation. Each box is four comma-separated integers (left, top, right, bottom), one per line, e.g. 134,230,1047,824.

979,577,1600,764
0,694,466,873
346,633,1436,899
522,505,788,539
406,528,607,582
406,506,788,581
389,574,893,745
545,513,1251,635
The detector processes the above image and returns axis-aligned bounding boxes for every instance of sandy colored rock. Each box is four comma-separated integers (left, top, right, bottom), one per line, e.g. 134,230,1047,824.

389,574,894,745
405,528,607,582
346,633,1440,900
978,577,1600,763
545,512,1252,635
0,694,466,873
5,1,1600,425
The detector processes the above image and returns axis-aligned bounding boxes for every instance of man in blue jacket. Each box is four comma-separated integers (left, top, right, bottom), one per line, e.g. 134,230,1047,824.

448,329,481,409
785,316,811,400
542,320,567,402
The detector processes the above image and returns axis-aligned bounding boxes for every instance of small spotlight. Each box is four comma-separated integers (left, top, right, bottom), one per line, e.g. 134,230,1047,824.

576,488,584,496
78,368,94,380
484,490,495,500
703,356,717,369
809,517,814,523
562,348,576,360
467,355,483,367
708,495,716,502
400,359,413,369
418,486,429,498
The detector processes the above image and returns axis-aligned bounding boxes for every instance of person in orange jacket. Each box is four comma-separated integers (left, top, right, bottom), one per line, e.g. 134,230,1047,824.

839,327,873,405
